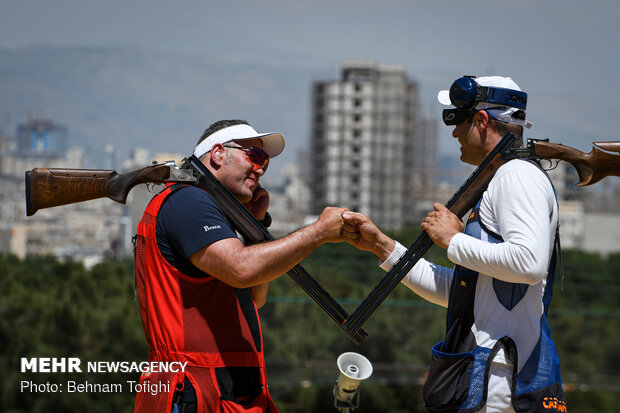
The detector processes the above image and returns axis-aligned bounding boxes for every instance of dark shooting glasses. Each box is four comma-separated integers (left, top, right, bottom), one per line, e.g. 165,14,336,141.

442,109,473,126
448,76,528,111
224,145,270,172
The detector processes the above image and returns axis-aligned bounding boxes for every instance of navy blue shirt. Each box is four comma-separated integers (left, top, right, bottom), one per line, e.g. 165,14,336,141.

155,185,238,278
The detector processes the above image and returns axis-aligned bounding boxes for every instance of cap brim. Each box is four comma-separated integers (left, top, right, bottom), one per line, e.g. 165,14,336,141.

437,90,452,106
235,132,285,158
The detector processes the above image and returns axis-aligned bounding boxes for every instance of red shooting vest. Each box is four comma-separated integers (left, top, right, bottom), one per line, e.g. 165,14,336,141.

133,184,278,413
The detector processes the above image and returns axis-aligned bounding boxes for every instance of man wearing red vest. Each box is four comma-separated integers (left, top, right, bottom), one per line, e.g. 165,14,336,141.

133,119,351,413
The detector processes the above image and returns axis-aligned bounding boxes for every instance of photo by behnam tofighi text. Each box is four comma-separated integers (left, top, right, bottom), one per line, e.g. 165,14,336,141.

19,357,184,395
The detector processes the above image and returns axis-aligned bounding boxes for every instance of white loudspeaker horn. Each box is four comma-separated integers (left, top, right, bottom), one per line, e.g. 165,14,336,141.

334,352,373,412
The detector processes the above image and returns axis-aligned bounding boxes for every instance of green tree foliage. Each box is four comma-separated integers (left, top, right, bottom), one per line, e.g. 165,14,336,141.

1,242,619,412
0,254,147,412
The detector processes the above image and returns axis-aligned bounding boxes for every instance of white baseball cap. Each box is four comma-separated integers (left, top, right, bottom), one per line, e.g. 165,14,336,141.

438,76,533,128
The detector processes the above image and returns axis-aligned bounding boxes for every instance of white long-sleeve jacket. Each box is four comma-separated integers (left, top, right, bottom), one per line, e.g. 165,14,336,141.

381,159,559,370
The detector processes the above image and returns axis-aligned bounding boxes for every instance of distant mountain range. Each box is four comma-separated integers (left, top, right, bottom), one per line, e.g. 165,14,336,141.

0,45,322,173
0,45,468,185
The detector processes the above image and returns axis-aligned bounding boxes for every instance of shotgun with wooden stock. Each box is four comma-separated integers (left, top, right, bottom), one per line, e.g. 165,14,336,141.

25,155,368,344
24,138,620,341
25,138,620,218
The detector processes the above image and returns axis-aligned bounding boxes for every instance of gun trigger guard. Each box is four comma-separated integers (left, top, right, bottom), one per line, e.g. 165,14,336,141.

543,159,559,171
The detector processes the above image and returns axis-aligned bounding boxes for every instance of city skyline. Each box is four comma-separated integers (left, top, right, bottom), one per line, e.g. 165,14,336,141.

1,1,619,187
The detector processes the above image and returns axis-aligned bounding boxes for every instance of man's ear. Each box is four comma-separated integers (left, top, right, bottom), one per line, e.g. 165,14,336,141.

475,110,489,131
210,143,226,167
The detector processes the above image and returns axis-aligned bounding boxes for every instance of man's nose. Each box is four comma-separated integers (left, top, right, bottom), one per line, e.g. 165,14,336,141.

253,166,265,176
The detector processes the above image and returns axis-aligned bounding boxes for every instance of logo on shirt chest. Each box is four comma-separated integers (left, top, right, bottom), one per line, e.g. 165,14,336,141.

203,225,222,232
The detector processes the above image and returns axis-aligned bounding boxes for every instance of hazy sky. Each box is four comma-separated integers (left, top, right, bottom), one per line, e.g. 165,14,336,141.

2,0,619,158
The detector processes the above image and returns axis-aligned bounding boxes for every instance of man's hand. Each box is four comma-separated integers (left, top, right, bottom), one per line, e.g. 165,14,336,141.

313,207,350,244
421,203,465,249
342,211,395,262
244,184,269,220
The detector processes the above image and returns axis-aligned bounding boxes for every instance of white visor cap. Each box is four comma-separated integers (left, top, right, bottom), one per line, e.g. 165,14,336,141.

194,124,285,159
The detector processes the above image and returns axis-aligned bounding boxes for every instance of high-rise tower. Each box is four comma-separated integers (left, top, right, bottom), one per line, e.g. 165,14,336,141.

310,61,436,230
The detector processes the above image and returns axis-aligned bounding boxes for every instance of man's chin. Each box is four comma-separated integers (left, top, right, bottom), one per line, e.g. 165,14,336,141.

238,190,254,204
459,152,476,166
229,187,252,204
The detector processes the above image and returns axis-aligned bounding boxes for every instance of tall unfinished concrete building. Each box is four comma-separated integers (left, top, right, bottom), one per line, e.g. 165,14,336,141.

310,61,436,230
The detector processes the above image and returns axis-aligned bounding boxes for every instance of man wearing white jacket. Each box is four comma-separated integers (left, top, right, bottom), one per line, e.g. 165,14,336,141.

343,76,566,413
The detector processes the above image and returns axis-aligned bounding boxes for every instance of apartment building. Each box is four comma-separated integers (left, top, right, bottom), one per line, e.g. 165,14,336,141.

309,61,436,230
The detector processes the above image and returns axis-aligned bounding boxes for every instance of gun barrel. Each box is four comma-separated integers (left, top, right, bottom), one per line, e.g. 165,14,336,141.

344,133,517,335
187,155,368,344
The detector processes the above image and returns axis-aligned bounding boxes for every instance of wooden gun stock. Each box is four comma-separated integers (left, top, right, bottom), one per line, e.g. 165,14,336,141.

532,140,620,186
25,165,172,216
